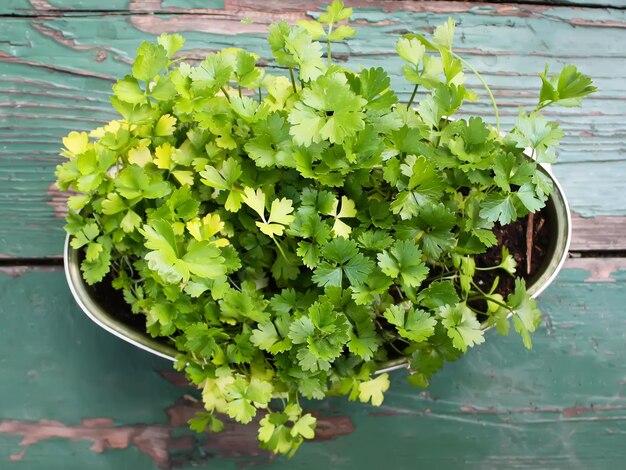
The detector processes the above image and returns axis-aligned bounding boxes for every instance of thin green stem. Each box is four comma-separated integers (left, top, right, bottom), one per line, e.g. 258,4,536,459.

534,101,551,113
406,83,418,110
387,340,405,356
220,86,231,103
272,237,288,261
288,68,297,93
453,53,500,133
238,85,243,98
475,265,502,271
470,280,490,297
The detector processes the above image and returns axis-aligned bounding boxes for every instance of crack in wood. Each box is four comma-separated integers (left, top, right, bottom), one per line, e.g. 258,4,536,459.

1,0,624,18
460,403,626,417
0,51,115,81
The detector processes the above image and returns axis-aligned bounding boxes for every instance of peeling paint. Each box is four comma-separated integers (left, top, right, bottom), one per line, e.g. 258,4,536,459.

569,18,626,29
0,397,354,468
570,213,626,251
0,417,170,468
460,403,626,419
45,181,70,219
565,258,626,282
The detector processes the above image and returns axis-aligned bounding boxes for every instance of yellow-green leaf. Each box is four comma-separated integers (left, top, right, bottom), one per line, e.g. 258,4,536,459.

172,170,194,186
128,146,152,167
358,373,390,407
154,143,174,170
297,20,326,39
268,197,295,225
242,187,266,218
154,114,177,136
62,131,90,156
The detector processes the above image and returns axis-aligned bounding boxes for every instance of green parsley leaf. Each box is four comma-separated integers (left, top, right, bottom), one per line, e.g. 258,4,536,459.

200,158,243,212
390,156,446,219
284,29,326,82
396,37,426,66
157,33,185,58
319,0,352,24
438,302,485,352
112,76,145,104
132,42,168,82
479,193,517,225
251,322,292,354
312,238,374,288
413,204,457,259
433,17,455,50
289,300,350,363
511,111,564,164
377,239,429,288
417,281,459,309
384,305,436,342
347,326,381,361
291,413,317,439
508,279,542,349
245,112,294,167
189,53,233,96
358,373,390,407
538,64,597,108
289,73,366,145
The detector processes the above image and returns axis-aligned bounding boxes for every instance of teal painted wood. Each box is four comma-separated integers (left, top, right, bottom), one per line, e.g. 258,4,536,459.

1,0,622,14
1,265,625,468
1,3,625,257
0,0,225,13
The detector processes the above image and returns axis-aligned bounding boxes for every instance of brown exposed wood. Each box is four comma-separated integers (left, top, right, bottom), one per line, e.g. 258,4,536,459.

0,418,170,467
564,257,626,282
459,403,626,416
126,0,553,35
570,213,626,251
3,0,621,15
0,396,354,468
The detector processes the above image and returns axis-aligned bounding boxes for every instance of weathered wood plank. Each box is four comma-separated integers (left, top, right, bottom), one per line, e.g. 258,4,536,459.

1,4,625,256
1,0,622,15
570,214,626,251
0,0,225,14
1,264,625,468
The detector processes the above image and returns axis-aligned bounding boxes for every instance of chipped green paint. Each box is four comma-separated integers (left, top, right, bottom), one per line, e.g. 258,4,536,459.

162,0,225,9
0,3,625,258
1,0,622,13
1,267,624,468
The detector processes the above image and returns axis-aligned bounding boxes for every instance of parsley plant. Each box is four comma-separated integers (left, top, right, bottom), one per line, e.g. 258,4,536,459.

57,1,595,455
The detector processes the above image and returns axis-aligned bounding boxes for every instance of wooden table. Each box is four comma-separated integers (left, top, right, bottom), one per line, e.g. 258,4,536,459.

1,1,625,468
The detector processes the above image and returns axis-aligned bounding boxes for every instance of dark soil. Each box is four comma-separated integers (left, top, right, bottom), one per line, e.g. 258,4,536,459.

473,208,549,298
88,273,147,332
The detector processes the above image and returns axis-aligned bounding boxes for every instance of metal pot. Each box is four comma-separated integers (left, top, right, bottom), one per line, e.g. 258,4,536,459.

64,163,571,370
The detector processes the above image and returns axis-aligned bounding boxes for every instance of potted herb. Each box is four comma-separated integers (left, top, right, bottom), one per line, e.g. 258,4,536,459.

57,1,595,455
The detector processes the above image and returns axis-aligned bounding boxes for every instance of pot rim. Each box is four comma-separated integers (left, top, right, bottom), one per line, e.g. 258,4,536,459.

63,162,571,372
64,237,179,361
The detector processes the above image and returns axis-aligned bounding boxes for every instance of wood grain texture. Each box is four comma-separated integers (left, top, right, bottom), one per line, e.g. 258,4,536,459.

2,0,622,14
570,214,626,251
1,1,625,257
1,266,625,468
